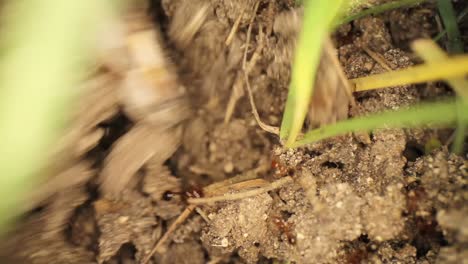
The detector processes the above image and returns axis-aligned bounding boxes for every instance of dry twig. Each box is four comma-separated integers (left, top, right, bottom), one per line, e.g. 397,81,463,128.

188,176,292,205
142,174,292,263
224,25,265,123
225,5,247,46
243,72,280,135
362,46,393,71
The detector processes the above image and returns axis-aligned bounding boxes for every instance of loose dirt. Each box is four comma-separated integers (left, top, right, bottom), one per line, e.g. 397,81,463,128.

0,1,466,264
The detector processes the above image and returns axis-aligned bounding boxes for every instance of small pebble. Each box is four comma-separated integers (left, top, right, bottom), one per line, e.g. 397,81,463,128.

221,238,229,247
118,216,129,224
224,161,234,173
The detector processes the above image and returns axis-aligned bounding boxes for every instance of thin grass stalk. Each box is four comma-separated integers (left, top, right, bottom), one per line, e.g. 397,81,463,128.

338,0,426,25
292,100,460,147
351,55,468,92
280,0,346,146
436,0,464,53
411,39,467,154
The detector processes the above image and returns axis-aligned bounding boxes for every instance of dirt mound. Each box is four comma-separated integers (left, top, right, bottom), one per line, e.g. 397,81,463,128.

1,1,466,263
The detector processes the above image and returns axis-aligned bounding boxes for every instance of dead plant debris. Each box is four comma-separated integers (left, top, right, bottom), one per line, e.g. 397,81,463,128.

1,1,466,264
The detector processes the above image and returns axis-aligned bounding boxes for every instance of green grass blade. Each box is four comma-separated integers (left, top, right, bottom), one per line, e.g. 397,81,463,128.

338,0,426,26
411,40,468,98
412,39,467,154
434,4,468,41
280,0,346,146
452,100,467,154
352,55,468,92
292,100,462,147
437,0,464,53
0,0,111,232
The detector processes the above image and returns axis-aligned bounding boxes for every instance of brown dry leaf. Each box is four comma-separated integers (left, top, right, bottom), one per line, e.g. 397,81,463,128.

95,190,158,263
124,1,154,33
98,8,188,196
54,72,119,161
23,162,94,212
41,187,89,240
75,127,105,155
121,19,190,128
308,38,353,127
168,0,211,49
96,3,188,203
96,3,190,129
99,123,183,196
75,72,120,133
3,236,95,264
121,67,189,128
0,202,95,264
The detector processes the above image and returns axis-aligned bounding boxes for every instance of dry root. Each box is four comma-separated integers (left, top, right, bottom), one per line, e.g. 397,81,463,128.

142,175,293,263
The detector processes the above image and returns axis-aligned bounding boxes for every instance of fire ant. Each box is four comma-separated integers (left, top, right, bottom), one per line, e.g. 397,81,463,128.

162,185,204,202
271,215,296,245
144,170,294,264
271,155,296,178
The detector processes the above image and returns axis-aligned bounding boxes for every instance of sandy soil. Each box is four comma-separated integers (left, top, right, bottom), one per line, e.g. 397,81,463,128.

0,1,466,264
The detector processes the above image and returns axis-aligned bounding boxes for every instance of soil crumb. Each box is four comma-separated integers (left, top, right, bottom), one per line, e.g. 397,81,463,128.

1,1,466,264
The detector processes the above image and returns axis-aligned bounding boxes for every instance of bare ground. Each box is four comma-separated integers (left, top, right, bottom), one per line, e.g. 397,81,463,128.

0,0,467,264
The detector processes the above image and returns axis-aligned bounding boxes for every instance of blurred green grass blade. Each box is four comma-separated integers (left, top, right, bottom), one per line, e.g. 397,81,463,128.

437,0,464,53
434,4,468,42
452,100,467,154
292,100,461,147
280,0,346,146
338,0,426,26
352,55,468,92
411,40,468,99
412,39,467,154
0,0,110,232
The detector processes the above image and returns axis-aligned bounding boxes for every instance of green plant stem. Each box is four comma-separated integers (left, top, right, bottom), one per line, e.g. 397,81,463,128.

338,0,427,26
411,40,467,154
351,55,468,91
411,40,468,98
452,100,467,154
292,100,461,147
280,0,346,146
434,4,468,41
433,31,446,42
437,0,464,53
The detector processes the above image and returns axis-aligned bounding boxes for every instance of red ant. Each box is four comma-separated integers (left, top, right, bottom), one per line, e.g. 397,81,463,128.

271,156,296,178
271,215,296,245
144,167,295,263
162,185,204,202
